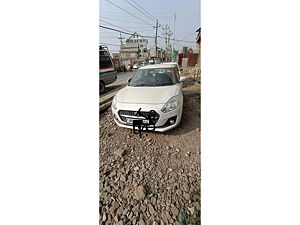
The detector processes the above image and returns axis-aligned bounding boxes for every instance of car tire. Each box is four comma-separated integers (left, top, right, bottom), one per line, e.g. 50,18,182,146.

100,81,105,94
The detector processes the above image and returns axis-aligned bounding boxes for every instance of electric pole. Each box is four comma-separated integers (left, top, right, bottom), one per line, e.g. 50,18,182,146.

172,12,176,62
153,21,160,63
118,32,124,61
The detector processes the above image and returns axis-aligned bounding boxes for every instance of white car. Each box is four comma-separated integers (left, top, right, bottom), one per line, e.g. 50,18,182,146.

111,64,184,132
132,63,142,70
163,62,182,75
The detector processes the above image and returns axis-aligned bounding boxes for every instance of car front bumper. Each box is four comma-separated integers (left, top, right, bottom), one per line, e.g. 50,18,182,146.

111,102,183,132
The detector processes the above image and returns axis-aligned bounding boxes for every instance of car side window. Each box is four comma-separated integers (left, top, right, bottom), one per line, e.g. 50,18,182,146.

100,51,113,69
174,68,180,83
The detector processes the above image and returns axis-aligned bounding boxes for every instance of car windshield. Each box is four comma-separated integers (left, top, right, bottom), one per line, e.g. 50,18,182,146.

129,68,179,87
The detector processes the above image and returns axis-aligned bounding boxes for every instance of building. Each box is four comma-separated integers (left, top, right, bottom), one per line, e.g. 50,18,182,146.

120,32,148,60
183,46,188,54
120,43,140,59
112,53,121,59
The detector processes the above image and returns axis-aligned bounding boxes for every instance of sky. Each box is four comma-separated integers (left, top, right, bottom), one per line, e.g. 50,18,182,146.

99,0,201,53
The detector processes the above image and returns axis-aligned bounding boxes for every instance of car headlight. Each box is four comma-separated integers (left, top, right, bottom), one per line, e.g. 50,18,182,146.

112,95,117,110
161,96,179,113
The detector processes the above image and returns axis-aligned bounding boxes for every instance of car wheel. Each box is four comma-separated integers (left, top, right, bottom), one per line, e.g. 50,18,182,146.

100,81,105,94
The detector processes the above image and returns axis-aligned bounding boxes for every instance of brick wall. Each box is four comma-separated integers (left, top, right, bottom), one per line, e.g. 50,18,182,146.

178,53,200,67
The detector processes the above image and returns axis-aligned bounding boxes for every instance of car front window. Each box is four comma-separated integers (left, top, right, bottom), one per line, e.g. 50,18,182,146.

129,68,179,87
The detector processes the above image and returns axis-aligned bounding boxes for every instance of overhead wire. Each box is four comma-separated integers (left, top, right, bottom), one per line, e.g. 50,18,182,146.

129,0,158,21
100,19,149,29
99,17,148,25
100,25,196,43
100,19,133,33
104,0,154,26
123,0,157,23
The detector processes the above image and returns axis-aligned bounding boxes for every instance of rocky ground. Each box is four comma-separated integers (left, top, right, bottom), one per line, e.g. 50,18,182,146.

100,69,201,225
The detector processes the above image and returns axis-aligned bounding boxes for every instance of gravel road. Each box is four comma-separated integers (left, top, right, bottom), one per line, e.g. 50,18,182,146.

100,76,201,225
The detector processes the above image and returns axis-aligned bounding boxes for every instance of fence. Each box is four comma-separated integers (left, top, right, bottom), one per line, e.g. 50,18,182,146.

178,53,200,68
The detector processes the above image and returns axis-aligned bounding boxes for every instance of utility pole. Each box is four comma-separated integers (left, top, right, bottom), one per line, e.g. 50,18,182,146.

163,24,173,62
172,12,176,62
153,21,160,63
118,32,125,70
118,32,124,60
163,24,169,50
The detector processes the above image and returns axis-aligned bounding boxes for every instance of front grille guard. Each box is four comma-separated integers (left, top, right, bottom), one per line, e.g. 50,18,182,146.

118,108,159,137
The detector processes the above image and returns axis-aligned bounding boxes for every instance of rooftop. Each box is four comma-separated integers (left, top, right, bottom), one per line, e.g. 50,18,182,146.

139,64,176,70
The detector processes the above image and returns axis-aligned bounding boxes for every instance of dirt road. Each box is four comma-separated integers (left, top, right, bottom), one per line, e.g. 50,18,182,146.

99,72,201,224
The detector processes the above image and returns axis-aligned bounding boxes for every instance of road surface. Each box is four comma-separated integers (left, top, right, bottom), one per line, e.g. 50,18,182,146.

102,71,135,96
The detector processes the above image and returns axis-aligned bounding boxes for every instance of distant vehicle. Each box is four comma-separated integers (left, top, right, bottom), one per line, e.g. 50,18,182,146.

100,45,117,94
141,62,148,67
149,59,161,64
132,63,142,70
163,62,182,75
112,64,186,132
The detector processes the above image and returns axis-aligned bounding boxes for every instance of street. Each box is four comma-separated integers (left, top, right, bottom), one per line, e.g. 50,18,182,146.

102,71,135,96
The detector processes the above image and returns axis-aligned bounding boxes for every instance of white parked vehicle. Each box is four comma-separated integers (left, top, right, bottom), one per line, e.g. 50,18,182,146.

111,64,185,132
132,63,142,70
163,62,182,75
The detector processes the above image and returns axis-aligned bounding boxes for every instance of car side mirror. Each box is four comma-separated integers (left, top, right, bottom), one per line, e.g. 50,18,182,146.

180,68,183,72
128,78,132,84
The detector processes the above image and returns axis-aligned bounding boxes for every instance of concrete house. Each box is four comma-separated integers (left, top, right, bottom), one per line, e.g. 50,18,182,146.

120,32,148,60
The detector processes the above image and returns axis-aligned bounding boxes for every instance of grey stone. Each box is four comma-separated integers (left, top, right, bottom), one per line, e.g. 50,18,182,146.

139,218,146,225
117,206,124,215
102,212,107,221
120,174,126,182
114,149,125,157
148,203,155,215
183,183,189,192
134,185,146,200
176,189,182,196
183,192,190,201
158,172,163,178
161,211,170,224
188,206,195,215
171,205,179,217
109,201,119,216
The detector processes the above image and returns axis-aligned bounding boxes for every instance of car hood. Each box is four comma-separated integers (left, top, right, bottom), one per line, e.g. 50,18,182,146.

116,85,180,104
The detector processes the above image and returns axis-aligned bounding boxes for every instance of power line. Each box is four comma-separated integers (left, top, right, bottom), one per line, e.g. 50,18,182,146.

100,25,155,39
181,30,197,41
124,0,156,23
99,17,147,25
100,25,196,43
104,0,153,26
100,19,133,33
171,38,196,43
99,42,120,47
129,0,158,21
99,21,149,29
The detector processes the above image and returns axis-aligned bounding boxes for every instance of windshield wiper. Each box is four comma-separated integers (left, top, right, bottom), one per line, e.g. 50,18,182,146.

134,84,154,87
157,83,174,86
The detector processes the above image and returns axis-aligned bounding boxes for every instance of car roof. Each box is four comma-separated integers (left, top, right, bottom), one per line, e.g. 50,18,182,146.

163,62,178,65
139,64,176,70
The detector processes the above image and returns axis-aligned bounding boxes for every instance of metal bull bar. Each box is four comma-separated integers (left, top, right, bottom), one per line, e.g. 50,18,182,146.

132,108,157,138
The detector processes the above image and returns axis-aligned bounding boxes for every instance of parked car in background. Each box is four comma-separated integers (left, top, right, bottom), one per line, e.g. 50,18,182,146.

112,64,186,132
141,62,148,67
99,45,117,94
132,63,142,70
163,62,182,75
